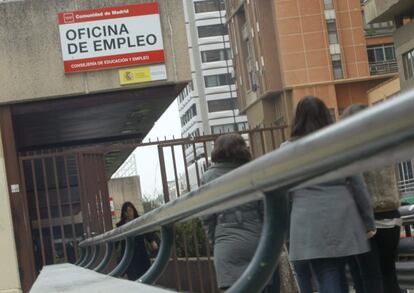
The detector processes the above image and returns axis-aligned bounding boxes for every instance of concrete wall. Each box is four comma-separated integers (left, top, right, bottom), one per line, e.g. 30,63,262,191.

394,21,414,91
0,0,190,104
0,129,21,293
108,176,144,227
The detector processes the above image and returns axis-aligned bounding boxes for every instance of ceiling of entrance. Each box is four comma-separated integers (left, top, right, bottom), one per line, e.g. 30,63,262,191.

11,84,186,175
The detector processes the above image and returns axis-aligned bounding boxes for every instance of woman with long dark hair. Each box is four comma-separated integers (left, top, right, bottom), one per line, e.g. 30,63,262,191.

116,202,158,280
283,96,376,293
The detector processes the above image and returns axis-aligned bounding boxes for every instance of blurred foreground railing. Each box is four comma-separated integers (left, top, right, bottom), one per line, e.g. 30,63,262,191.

75,89,414,292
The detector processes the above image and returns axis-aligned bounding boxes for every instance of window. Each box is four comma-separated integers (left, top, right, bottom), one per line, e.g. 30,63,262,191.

327,20,338,44
402,48,414,80
367,44,396,63
245,37,257,91
194,0,225,13
207,98,238,112
201,48,232,63
399,161,413,181
197,24,228,38
323,0,333,9
204,73,233,87
180,104,197,126
211,122,248,134
398,160,414,194
331,54,343,79
177,83,193,103
211,123,235,134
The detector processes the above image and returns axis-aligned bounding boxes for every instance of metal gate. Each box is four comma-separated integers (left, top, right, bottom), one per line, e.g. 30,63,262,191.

19,151,112,274
18,125,287,290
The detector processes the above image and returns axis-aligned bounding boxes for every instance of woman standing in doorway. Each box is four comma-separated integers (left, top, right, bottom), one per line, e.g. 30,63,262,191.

116,202,158,280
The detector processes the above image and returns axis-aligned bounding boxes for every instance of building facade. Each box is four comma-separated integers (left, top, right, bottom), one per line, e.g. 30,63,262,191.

179,0,248,164
225,0,398,150
0,0,190,291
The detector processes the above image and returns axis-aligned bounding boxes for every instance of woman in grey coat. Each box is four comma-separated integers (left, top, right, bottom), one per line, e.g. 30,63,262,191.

285,96,376,293
200,134,263,290
200,134,299,292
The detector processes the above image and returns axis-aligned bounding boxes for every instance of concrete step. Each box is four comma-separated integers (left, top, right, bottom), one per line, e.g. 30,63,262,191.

30,263,173,293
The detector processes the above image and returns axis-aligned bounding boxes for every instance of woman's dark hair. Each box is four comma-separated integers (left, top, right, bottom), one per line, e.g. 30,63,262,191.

116,201,139,227
291,96,333,138
211,133,251,164
341,103,368,119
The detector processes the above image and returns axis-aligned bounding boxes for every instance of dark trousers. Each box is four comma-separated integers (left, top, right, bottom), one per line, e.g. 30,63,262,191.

349,226,401,293
348,245,383,293
293,257,348,293
293,261,313,293
311,257,349,293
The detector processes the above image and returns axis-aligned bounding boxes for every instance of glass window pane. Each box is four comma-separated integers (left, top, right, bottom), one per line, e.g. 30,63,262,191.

384,47,395,60
201,48,231,63
375,48,385,62
324,0,333,9
198,24,228,38
204,76,218,87
194,0,225,13
207,98,238,112
367,49,376,62
332,58,343,79
204,73,233,87
327,22,338,44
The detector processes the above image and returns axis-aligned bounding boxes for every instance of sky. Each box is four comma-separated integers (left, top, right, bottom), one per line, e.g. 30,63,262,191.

114,99,185,199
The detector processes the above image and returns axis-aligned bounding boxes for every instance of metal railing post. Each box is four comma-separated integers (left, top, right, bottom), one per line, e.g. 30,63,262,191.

139,225,174,284
78,246,92,267
94,242,114,273
84,245,100,269
108,237,134,277
74,247,86,265
227,190,289,293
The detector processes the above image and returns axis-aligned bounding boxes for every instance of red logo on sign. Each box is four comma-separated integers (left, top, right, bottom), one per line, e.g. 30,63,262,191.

63,13,75,23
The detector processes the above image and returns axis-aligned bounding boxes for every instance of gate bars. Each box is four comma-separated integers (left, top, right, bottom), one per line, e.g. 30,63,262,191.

19,152,112,271
78,90,414,292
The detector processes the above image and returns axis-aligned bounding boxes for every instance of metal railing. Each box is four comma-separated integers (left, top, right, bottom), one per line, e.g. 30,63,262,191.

76,89,414,292
369,60,398,75
399,178,414,195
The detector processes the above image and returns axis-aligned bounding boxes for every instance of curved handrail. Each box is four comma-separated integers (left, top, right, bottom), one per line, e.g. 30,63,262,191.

78,246,92,267
74,247,86,266
108,237,134,277
94,242,114,273
227,190,289,292
138,225,174,284
84,245,100,269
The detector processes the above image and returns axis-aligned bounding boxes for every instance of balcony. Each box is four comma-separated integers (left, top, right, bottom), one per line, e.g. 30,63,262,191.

369,60,398,75
399,178,414,196
364,0,414,24
364,22,396,37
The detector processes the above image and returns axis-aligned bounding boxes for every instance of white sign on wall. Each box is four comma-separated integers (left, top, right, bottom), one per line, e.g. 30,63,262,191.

58,3,165,73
